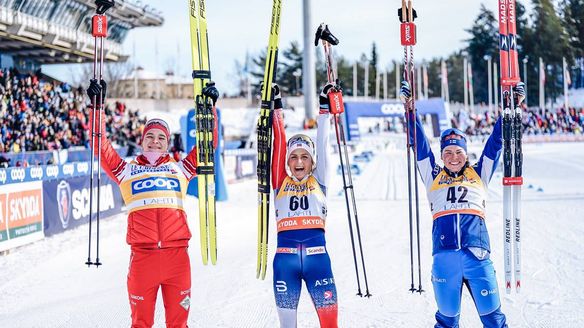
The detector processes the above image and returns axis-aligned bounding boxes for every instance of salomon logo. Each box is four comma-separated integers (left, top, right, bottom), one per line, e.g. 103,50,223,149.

132,177,180,194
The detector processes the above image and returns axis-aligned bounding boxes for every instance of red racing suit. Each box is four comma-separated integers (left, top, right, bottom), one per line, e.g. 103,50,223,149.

94,114,216,327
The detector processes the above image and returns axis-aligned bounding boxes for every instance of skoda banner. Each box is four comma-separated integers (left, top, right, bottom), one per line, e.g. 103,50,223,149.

43,174,124,237
0,181,44,252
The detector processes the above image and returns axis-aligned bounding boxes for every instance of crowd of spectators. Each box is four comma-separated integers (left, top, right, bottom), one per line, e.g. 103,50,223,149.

0,68,146,167
452,105,584,138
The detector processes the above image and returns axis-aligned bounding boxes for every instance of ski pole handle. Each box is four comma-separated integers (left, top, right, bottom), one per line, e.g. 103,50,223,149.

95,0,115,15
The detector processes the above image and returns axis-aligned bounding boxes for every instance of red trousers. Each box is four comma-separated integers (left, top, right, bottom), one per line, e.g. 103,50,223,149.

127,247,191,328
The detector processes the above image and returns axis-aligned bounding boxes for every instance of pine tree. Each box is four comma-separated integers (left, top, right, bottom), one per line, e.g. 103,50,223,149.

531,0,572,104
465,4,499,105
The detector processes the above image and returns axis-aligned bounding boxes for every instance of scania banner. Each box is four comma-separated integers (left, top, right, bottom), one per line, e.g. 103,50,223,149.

42,174,124,236
0,181,44,252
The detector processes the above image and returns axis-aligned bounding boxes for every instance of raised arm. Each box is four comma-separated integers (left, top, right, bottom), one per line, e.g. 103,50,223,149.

271,108,287,190
405,112,438,186
400,80,438,186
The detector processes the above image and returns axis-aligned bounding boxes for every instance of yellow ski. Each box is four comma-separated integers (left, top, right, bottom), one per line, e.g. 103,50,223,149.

188,0,217,265
256,0,283,279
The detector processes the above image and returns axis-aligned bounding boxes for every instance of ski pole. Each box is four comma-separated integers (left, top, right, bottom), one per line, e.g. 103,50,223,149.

399,0,423,293
315,23,371,297
86,0,114,268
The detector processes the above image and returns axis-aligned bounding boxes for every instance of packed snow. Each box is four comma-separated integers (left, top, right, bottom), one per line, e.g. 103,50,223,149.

1,138,583,327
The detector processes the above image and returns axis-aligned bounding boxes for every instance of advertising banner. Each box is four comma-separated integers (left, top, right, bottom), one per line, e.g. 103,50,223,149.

42,174,124,237
0,181,44,252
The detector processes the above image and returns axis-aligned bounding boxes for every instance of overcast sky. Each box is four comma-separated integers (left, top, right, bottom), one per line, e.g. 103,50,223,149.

44,0,533,94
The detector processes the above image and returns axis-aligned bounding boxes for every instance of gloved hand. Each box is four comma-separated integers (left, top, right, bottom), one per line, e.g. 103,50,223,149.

513,82,526,106
319,82,339,114
260,82,282,109
399,80,411,105
87,79,107,106
202,81,219,105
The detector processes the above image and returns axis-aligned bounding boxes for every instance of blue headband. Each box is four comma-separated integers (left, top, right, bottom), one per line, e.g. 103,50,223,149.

440,128,467,152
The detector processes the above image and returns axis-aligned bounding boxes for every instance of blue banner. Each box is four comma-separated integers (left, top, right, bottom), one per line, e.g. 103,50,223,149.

344,98,450,141
182,108,228,201
42,174,124,237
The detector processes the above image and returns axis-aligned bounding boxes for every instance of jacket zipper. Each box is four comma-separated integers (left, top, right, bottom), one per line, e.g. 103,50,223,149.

456,213,461,250
157,209,162,248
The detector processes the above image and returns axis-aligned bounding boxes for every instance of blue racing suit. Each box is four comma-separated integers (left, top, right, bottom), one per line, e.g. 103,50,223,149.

409,114,508,328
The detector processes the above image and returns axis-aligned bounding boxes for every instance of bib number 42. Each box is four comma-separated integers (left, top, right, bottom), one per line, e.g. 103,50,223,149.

446,186,468,203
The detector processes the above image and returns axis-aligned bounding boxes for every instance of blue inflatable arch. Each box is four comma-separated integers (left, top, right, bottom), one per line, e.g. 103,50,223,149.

343,98,450,141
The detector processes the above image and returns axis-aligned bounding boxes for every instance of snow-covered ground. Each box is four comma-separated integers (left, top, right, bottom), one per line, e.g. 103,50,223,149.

1,140,583,327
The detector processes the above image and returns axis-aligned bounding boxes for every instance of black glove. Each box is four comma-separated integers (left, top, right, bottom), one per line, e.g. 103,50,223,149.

319,82,339,113
87,79,107,106
260,82,282,109
202,81,219,105
399,80,411,104
513,82,526,106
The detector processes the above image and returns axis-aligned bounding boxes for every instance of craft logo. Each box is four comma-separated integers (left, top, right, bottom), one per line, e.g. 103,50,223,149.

0,170,6,183
57,181,72,229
